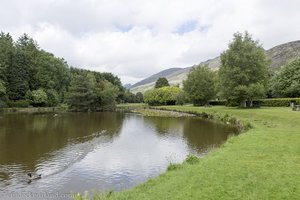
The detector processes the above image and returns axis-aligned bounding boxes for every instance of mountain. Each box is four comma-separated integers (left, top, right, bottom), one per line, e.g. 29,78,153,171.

130,68,183,88
123,83,132,89
266,40,300,71
130,40,300,93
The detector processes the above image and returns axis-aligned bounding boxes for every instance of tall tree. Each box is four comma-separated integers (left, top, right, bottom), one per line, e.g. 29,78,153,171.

66,74,95,111
271,59,300,98
183,65,216,105
155,77,169,88
7,49,29,100
219,32,268,107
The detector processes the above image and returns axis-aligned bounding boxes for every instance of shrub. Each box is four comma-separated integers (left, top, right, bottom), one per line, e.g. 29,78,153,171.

144,86,182,106
257,98,300,107
209,100,226,106
8,100,30,108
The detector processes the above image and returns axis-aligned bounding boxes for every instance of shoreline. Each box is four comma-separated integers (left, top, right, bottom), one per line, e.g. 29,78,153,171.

82,105,300,200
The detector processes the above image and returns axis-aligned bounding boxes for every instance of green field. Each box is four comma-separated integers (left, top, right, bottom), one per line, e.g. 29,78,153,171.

78,106,300,200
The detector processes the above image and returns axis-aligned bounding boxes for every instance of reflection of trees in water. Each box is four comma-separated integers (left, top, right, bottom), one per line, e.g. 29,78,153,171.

143,116,235,153
0,112,124,169
182,118,236,152
143,117,185,136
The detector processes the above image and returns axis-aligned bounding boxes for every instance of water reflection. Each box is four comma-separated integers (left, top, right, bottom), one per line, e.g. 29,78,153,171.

0,112,236,196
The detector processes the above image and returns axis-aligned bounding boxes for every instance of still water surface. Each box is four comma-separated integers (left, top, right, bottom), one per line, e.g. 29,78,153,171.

0,112,236,198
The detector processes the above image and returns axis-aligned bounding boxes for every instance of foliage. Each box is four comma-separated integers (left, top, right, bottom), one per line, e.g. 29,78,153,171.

144,86,182,106
271,59,300,98
183,65,216,105
96,80,119,111
154,77,170,88
0,32,124,109
7,100,30,108
175,91,186,105
123,90,137,103
0,80,6,97
66,74,96,111
31,89,48,106
219,32,268,107
135,92,144,103
209,100,226,106
258,98,300,107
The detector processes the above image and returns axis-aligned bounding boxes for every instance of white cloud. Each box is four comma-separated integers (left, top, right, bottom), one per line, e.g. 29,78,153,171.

0,0,300,84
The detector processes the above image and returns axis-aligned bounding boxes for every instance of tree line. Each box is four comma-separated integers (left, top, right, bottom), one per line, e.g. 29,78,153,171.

144,32,300,107
0,32,142,111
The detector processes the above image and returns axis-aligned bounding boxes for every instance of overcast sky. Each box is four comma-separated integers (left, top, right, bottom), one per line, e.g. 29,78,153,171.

1,0,300,84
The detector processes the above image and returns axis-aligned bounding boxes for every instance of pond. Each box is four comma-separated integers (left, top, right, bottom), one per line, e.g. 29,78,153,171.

0,112,236,198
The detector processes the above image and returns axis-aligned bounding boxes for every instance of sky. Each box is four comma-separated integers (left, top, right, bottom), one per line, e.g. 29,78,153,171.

1,0,300,84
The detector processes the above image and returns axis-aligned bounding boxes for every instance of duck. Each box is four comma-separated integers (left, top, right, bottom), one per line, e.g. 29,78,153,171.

27,173,41,181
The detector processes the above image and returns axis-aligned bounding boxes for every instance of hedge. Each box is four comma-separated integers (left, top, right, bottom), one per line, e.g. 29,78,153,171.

209,100,226,106
7,100,30,108
208,98,300,107
256,98,300,107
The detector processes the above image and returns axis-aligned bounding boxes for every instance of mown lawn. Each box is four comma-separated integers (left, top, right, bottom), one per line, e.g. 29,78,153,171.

78,106,300,200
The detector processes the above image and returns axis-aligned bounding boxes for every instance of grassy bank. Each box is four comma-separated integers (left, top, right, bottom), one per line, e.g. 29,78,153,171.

77,106,300,200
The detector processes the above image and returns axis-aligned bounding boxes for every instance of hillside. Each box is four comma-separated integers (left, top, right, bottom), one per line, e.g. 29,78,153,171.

130,40,300,93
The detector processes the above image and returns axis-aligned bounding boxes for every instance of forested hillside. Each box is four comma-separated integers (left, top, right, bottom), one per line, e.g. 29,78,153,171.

0,32,124,110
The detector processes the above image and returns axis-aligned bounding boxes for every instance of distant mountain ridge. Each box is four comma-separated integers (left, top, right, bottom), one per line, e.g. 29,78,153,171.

130,68,183,89
130,40,300,93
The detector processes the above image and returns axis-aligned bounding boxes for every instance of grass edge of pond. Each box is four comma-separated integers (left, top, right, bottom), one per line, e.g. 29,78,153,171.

76,105,300,200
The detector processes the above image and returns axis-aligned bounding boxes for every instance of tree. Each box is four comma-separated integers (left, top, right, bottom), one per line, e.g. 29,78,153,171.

31,89,48,106
183,65,216,105
219,32,268,107
144,86,182,106
123,90,136,103
155,77,169,88
67,74,95,111
0,32,14,83
95,80,119,111
7,49,29,100
0,32,123,109
271,59,300,98
135,92,144,103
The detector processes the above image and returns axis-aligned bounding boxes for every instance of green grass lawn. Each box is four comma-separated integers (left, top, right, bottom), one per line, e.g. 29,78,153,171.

77,106,300,200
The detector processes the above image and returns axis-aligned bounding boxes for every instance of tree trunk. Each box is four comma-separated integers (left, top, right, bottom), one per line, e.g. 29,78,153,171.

240,100,247,108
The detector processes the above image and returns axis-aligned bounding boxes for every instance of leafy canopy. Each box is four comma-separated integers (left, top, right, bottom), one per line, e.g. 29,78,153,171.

183,65,216,105
144,86,182,106
271,59,300,98
155,77,169,88
219,31,268,106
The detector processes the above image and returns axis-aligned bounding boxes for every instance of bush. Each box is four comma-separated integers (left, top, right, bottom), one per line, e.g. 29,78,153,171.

257,98,300,107
0,100,8,108
8,100,30,108
144,86,182,106
209,100,226,106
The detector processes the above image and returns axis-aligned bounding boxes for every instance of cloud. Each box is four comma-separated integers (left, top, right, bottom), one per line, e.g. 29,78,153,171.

0,0,300,84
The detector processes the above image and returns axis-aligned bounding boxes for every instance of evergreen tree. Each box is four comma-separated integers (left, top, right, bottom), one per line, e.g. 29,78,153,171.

7,49,29,100
67,74,95,111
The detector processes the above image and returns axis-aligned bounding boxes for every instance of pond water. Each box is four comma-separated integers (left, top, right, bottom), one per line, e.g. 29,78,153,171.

0,112,236,199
